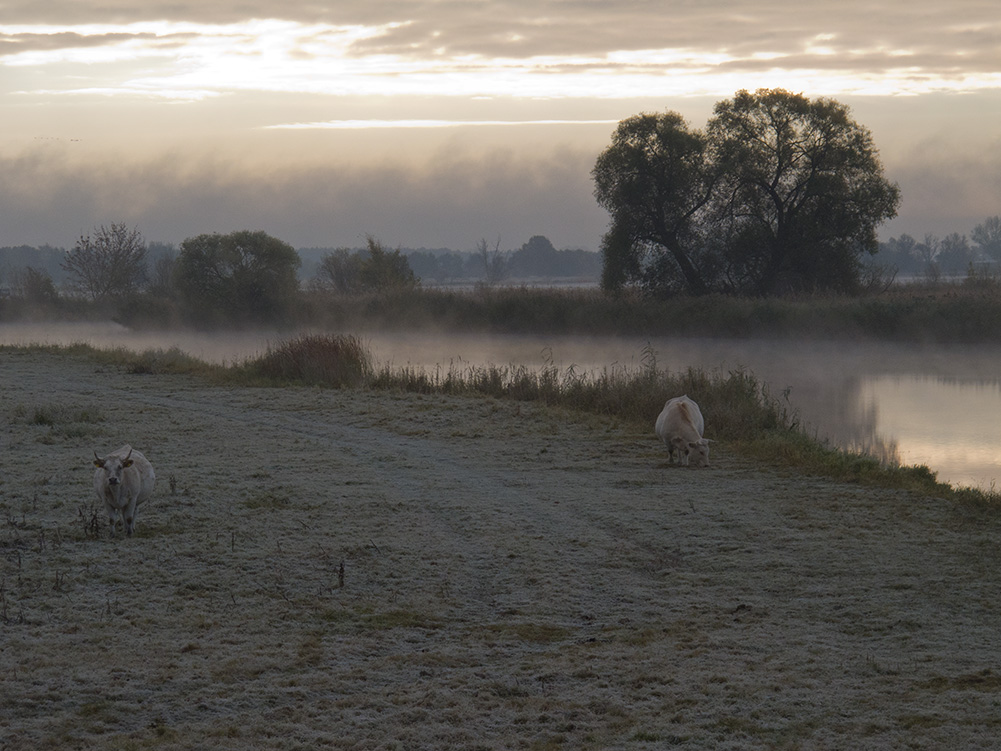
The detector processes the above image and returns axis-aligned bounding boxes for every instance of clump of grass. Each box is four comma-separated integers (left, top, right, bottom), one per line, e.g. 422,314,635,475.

918,669,1001,693
8,402,104,427
318,606,444,631
98,346,216,376
483,622,572,643
30,406,57,426
242,490,292,510
239,334,372,387
8,402,105,444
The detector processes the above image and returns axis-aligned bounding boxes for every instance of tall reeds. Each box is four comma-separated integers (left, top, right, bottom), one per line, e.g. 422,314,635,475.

369,344,794,442
241,334,372,388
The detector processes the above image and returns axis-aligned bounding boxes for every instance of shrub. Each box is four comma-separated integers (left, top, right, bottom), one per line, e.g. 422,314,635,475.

242,334,372,387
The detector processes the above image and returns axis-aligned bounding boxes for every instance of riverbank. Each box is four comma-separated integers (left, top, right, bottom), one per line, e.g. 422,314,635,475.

3,335,998,499
3,348,1001,749
4,278,1001,344
221,282,1001,343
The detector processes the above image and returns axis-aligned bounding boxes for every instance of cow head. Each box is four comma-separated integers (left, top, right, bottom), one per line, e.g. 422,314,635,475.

94,449,133,486
688,439,711,468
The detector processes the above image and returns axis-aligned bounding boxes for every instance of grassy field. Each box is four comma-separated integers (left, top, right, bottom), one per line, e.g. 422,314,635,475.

3,345,1001,750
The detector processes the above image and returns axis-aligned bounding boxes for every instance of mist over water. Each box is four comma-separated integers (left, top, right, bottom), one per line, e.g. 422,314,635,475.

3,322,999,490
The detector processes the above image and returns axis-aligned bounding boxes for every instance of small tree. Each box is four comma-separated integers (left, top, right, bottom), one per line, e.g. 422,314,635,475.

509,235,561,278
62,223,147,300
174,230,301,324
358,237,417,290
314,249,362,293
9,266,59,305
972,216,1001,263
476,237,508,286
936,233,973,275
313,237,417,293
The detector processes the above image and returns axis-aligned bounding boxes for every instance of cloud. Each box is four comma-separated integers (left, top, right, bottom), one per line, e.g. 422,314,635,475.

0,143,608,252
2,2,999,98
881,137,1001,239
264,119,619,130
0,31,157,55
6,1,998,61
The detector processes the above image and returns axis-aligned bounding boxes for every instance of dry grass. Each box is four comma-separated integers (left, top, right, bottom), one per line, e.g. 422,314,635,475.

238,333,372,388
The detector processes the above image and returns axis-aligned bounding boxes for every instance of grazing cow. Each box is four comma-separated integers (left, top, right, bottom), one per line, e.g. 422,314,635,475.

655,395,710,467
93,445,156,537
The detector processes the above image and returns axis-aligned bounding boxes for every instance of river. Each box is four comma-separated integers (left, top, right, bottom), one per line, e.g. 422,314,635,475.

3,322,999,490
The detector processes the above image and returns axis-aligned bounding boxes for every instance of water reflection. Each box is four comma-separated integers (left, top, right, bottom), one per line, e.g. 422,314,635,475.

2,322,999,489
859,376,1001,489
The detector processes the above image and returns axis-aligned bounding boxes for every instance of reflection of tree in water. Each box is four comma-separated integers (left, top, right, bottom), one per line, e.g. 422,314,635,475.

781,374,901,467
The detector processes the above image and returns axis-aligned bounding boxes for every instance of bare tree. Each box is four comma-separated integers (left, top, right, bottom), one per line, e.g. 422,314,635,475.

476,237,508,286
62,223,147,300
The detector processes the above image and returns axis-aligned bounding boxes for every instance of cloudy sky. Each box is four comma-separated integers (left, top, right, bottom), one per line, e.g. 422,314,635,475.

2,1,999,252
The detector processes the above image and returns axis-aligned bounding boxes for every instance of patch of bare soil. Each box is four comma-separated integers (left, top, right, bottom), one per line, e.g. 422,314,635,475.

2,349,1001,750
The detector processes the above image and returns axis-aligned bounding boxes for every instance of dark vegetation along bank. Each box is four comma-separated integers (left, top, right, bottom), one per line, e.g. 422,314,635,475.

293,281,1001,343
5,278,1001,345
11,334,997,508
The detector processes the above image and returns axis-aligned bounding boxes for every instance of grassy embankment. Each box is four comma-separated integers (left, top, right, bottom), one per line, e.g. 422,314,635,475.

10,324,997,506
292,278,1001,343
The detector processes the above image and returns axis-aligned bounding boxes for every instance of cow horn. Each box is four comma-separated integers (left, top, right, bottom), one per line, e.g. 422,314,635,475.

93,450,104,467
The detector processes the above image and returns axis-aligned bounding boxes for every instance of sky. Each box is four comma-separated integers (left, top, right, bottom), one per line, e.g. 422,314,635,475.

2,1,1000,253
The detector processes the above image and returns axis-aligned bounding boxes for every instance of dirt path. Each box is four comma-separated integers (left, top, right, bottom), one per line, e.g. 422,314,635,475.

2,348,1001,750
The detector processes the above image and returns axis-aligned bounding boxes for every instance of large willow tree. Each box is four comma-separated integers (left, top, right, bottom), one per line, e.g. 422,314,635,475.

592,89,901,296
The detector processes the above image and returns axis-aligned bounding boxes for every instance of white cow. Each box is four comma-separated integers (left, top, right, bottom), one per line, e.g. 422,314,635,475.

93,445,156,537
655,395,710,467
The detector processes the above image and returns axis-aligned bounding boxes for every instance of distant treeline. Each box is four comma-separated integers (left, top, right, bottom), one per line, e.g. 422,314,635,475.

0,235,600,290
2,224,1000,344
304,235,601,283
867,229,1001,280
6,230,998,292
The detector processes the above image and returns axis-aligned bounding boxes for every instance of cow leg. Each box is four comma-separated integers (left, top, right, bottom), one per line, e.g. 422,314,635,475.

124,497,138,536
105,502,120,537
670,437,686,465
